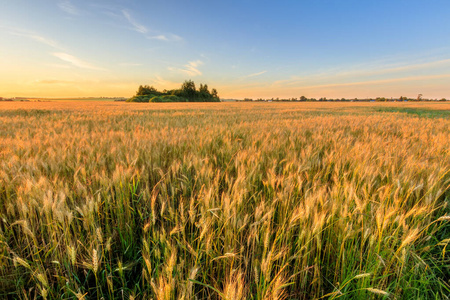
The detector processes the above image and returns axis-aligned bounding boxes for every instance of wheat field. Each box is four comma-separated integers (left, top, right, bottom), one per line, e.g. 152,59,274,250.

0,101,449,299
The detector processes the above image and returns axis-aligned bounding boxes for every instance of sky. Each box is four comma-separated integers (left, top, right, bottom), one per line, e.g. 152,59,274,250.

1,0,450,99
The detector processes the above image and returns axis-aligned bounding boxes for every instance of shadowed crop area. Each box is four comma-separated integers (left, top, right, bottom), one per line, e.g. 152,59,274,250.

0,102,449,299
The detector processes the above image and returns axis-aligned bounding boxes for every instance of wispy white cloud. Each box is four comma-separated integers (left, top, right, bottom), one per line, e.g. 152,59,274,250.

150,76,180,89
242,70,267,79
272,56,450,88
122,10,148,34
148,35,169,41
52,52,104,70
326,74,450,87
298,74,450,90
102,10,122,19
4,27,64,50
114,9,182,41
328,58,450,80
2,26,108,73
169,60,203,76
147,34,183,42
185,60,203,76
58,0,79,15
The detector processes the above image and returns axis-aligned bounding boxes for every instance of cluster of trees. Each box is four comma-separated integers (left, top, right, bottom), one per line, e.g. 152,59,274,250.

127,80,220,103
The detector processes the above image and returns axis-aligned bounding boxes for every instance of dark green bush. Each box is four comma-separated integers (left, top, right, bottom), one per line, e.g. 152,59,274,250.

149,95,188,102
126,95,155,103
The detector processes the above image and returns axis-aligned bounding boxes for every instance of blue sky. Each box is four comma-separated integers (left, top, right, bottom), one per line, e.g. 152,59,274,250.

1,0,450,98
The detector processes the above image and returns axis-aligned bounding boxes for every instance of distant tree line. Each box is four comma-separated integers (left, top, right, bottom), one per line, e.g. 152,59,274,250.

239,95,447,102
127,80,220,103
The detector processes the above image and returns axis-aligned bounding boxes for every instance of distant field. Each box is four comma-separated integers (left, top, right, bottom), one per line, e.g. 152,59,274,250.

0,98,124,103
0,102,449,299
1,99,449,113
